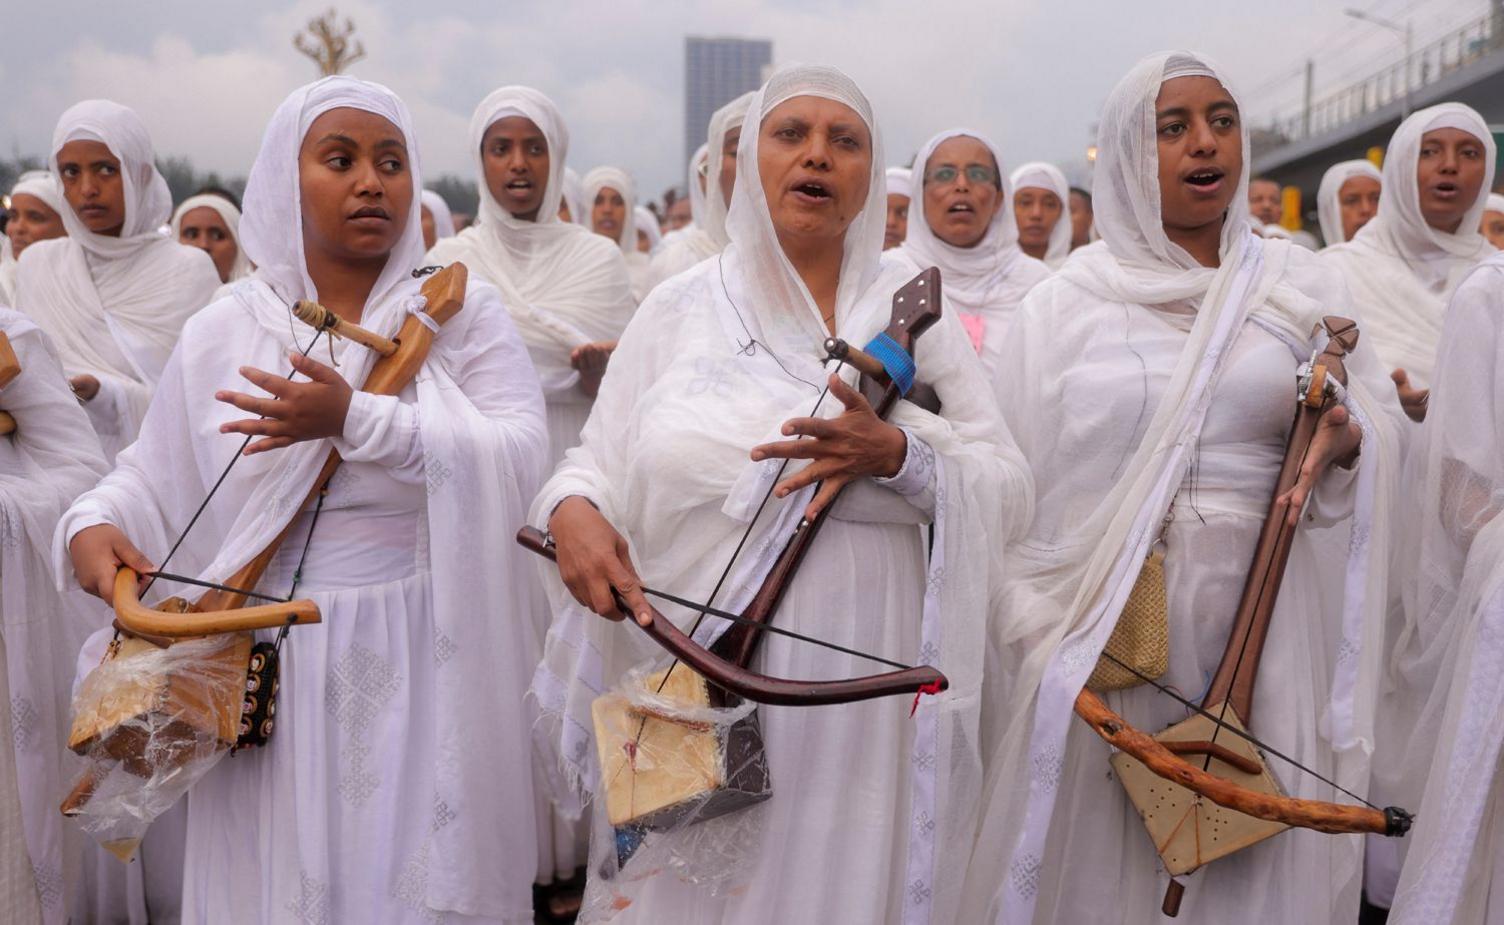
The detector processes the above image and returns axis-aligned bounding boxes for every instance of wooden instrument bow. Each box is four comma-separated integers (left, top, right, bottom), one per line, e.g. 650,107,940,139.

0,331,19,435
517,266,950,708
1072,317,1411,915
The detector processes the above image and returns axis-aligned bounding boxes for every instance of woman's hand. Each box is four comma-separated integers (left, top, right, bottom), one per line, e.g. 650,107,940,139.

547,496,652,625
1391,368,1429,422
1275,403,1362,526
69,523,155,602
570,341,616,399
750,373,908,521
69,374,100,402
215,351,353,455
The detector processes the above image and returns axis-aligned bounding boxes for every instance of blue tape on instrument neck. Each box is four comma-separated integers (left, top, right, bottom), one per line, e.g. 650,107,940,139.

862,332,916,396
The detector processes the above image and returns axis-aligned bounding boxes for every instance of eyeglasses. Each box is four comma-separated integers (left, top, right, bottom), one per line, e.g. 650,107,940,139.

924,164,998,186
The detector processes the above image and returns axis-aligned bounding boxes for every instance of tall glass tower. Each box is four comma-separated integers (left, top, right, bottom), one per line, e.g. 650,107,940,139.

684,36,773,168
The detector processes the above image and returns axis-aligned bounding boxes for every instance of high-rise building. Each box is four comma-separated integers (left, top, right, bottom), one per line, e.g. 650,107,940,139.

684,36,773,168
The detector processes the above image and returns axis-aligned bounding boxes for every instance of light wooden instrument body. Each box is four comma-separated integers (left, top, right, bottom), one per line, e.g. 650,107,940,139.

1083,318,1370,895
0,331,19,436
65,264,469,804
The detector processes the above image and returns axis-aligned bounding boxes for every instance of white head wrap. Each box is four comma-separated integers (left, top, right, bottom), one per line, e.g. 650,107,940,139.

580,166,639,256
559,166,584,224
686,143,709,228
1,171,68,304
897,129,1024,310
884,165,911,198
724,67,886,345
703,91,755,250
1317,159,1382,245
49,100,173,260
420,189,456,240
170,193,252,281
1009,160,1073,268
1322,103,1495,384
633,205,662,252
240,76,423,307
1488,192,1504,215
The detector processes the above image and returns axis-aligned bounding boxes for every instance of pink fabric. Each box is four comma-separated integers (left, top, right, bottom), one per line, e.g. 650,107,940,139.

958,312,986,355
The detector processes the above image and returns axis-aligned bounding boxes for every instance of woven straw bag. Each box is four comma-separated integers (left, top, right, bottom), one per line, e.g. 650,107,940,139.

1087,549,1170,692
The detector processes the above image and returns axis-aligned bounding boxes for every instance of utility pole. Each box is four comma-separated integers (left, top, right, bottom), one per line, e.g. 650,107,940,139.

1302,59,1314,138
293,8,366,78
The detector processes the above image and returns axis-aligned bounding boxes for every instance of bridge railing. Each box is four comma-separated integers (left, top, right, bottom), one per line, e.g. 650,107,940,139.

1258,9,1504,148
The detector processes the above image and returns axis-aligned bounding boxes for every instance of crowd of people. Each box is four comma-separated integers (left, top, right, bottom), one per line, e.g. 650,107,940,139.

2,45,1503,925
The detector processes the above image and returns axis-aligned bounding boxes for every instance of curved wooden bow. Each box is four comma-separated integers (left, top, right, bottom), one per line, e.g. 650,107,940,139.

1071,316,1411,914
518,266,950,708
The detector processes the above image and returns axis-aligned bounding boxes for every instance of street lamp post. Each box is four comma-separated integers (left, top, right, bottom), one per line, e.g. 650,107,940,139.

1346,7,1413,118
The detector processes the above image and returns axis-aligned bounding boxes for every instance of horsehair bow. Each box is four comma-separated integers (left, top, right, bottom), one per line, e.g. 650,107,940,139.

0,331,19,435
1071,316,1411,916
516,266,951,708
110,262,469,639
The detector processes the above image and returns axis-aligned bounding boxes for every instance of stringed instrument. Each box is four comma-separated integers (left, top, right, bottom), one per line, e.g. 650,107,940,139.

1074,316,1412,916
518,267,949,868
61,264,470,852
0,331,19,435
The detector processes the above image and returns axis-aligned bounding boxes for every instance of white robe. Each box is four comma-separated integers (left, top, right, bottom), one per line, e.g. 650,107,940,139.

1384,258,1504,923
530,64,1032,925
57,278,548,924
0,308,109,925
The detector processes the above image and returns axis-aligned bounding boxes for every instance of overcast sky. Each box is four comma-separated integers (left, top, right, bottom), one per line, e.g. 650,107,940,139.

3,0,1483,204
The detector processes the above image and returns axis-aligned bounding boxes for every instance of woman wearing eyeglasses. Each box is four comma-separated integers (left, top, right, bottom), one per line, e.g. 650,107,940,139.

892,130,1053,382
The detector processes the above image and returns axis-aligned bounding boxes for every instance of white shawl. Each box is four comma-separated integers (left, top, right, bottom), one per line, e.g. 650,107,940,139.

169,193,253,282
0,171,67,306
645,92,755,289
959,51,1402,923
1317,159,1382,246
420,189,457,239
1009,161,1073,269
530,63,1031,923
1321,104,1496,387
634,205,662,253
426,86,635,399
1386,252,1504,922
56,75,551,919
1,308,109,925
16,100,221,459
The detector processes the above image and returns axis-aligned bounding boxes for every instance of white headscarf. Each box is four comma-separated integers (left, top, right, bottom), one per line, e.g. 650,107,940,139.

1487,192,1504,215
1321,103,1495,384
633,205,662,253
170,193,253,281
425,86,635,391
1009,160,1073,268
420,189,456,239
1317,159,1382,246
884,165,911,198
15,99,220,458
1,171,67,304
898,130,1026,309
643,92,756,289
580,166,639,256
240,77,421,307
962,51,1402,922
559,166,584,225
687,142,710,228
